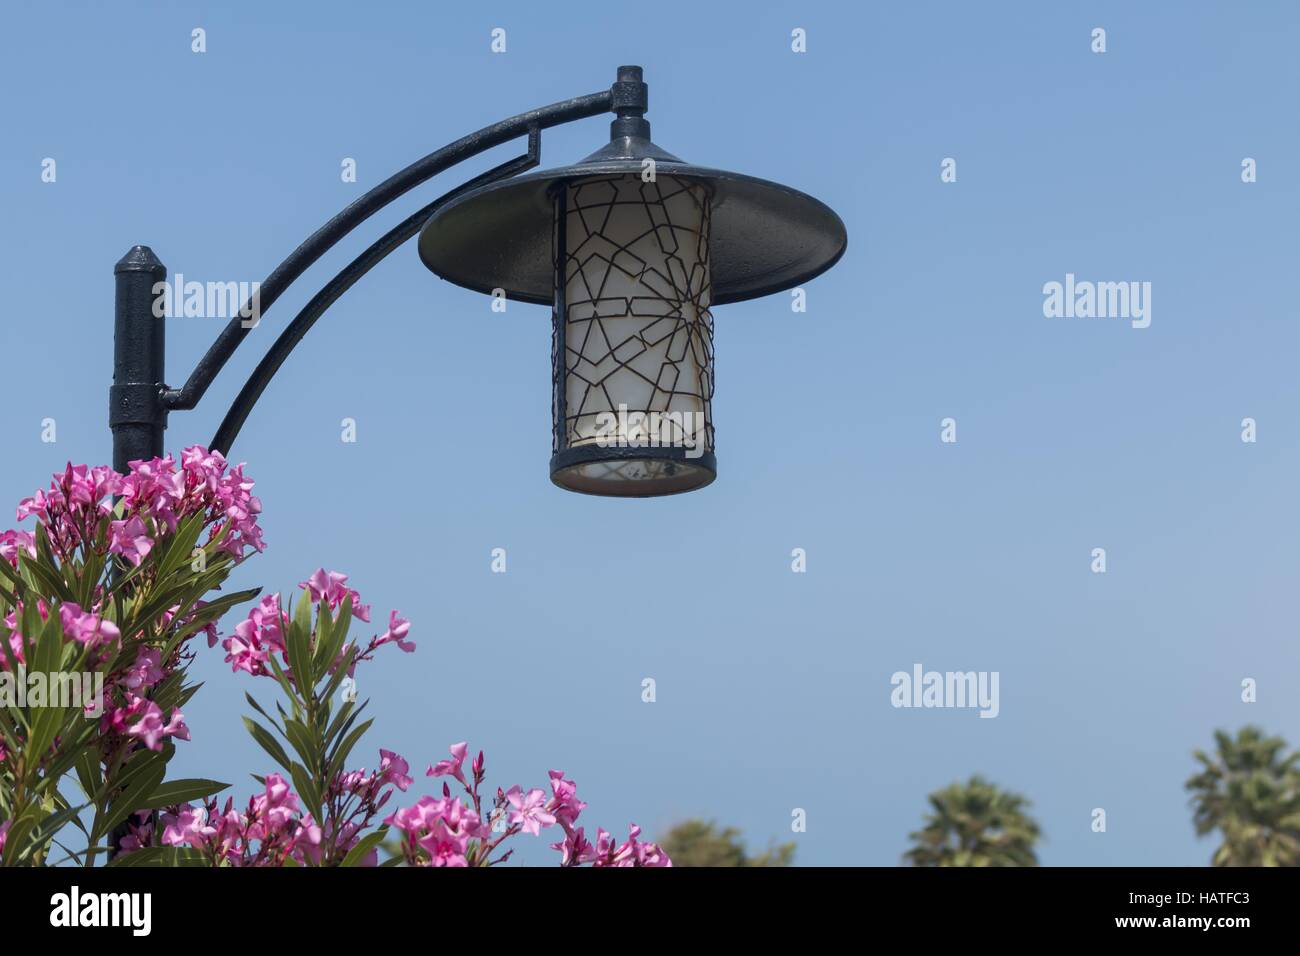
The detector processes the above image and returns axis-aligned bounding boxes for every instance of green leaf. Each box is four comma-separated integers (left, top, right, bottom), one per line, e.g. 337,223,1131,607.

148,671,185,715
288,761,322,820
33,606,68,675
293,586,314,638
153,512,207,582
282,718,318,772
323,699,360,749
266,652,300,710
318,594,353,675
138,778,230,810
320,646,358,705
18,800,89,862
341,827,387,867
314,599,334,670
75,747,103,801
99,756,167,838
165,587,260,655
288,593,315,687
27,526,75,602
0,805,42,866
326,718,374,784
104,845,168,867
92,745,162,807
244,691,282,731
107,845,210,867
0,618,22,674
243,716,293,775
33,719,99,796
76,548,106,609
0,550,26,597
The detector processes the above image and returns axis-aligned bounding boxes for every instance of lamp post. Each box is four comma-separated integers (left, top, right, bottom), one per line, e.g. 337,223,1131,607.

109,66,846,495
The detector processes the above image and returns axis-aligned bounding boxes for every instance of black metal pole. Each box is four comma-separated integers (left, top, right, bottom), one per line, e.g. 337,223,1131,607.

110,245,167,472
106,245,168,859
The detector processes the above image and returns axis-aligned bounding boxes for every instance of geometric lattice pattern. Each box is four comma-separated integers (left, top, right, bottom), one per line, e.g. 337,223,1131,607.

552,175,714,454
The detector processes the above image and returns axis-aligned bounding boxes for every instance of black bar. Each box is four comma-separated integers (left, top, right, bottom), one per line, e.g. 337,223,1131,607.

7,865,1287,940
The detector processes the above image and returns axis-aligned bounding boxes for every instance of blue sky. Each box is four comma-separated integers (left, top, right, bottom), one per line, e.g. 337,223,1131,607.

2,0,1298,865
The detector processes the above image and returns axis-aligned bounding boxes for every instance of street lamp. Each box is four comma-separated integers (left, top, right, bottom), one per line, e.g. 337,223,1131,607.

110,66,846,496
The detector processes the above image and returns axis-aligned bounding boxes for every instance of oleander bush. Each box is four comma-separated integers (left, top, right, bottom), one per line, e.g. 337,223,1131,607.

0,451,667,868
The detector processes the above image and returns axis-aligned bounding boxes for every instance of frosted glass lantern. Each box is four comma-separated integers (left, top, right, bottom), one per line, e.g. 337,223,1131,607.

549,175,715,495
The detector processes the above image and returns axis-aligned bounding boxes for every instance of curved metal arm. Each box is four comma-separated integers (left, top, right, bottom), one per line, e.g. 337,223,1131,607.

161,89,613,417
208,132,541,454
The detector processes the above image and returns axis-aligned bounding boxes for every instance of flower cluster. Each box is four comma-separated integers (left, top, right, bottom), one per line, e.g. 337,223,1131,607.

142,774,324,866
14,448,264,567
134,739,674,867
0,450,264,775
14,464,120,559
384,741,671,867
222,569,411,678
387,795,486,867
124,749,418,867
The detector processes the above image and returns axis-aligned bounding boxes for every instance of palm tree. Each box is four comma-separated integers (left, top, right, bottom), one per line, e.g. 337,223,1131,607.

905,775,1041,866
1186,726,1300,866
659,820,795,867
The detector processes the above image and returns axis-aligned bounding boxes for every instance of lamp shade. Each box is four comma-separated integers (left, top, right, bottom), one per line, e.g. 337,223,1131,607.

417,139,846,306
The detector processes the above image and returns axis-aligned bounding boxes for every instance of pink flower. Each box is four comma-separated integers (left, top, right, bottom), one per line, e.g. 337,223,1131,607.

427,742,470,787
124,700,167,750
115,811,155,855
180,446,225,493
593,823,672,868
506,786,557,836
551,825,597,865
0,819,9,855
161,805,216,847
373,611,415,653
123,699,189,751
3,619,24,669
0,529,35,567
15,489,48,522
108,515,153,566
222,594,285,676
548,770,588,827
299,569,370,622
291,816,324,862
248,773,300,841
58,602,121,649
164,709,190,742
120,647,164,691
378,749,413,792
